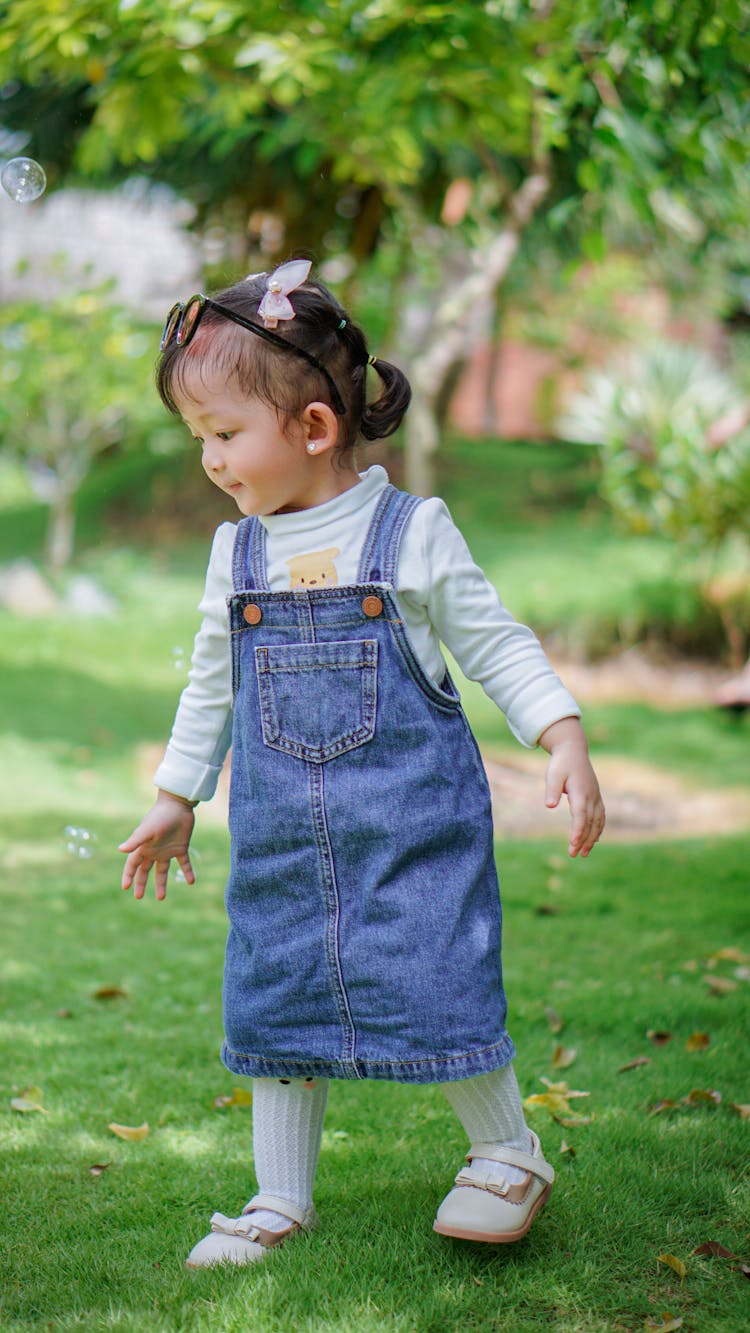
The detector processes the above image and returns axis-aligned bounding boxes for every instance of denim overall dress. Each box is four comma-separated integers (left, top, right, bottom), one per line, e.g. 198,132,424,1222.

221,483,515,1084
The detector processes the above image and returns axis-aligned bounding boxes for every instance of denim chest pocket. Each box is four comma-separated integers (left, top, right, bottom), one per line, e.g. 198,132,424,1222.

255,639,378,763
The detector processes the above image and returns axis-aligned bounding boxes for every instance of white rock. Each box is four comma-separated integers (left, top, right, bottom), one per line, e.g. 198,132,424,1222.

65,574,117,617
0,559,57,615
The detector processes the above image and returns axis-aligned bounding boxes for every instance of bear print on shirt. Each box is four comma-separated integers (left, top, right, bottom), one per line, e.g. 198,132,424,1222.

286,547,340,589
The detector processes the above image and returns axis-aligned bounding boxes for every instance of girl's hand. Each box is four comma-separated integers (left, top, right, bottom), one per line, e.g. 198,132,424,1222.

538,717,606,858
118,791,197,901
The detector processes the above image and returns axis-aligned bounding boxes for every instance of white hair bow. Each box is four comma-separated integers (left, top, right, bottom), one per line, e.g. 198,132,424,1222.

256,259,312,328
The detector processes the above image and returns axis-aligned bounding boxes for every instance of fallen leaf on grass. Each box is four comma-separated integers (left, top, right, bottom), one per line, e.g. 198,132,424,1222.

544,1006,565,1034
736,1264,750,1280
682,1088,721,1107
551,1044,577,1070
691,1241,740,1259
559,1139,576,1157
10,1086,48,1114
525,1079,590,1120
734,966,750,982
89,1163,111,1176
644,1315,683,1331
685,1032,710,1052
731,1102,750,1119
647,1030,673,1045
555,1112,594,1128
108,1121,149,1141
619,1056,652,1073
707,947,750,966
704,975,738,996
658,1254,687,1281
535,904,561,916
92,986,129,1001
681,959,699,973
648,1099,678,1117
55,1008,74,1019
540,1078,588,1097
212,1087,253,1110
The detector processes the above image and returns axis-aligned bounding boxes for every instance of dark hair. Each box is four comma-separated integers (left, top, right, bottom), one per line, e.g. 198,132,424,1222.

157,269,411,453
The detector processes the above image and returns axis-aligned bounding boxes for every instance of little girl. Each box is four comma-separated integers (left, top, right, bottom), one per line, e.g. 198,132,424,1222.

119,259,605,1269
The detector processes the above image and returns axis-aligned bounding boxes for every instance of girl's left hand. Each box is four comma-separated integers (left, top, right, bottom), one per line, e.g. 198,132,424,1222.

538,717,606,858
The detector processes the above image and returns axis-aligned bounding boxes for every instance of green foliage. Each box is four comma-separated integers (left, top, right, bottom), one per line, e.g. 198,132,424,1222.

1,0,748,262
0,289,181,565
558,343,750,551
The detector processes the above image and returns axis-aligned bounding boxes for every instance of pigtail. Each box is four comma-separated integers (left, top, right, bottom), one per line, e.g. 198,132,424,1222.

360,358,412,441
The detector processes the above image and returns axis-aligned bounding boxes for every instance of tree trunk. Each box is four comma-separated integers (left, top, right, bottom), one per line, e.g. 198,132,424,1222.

45,490,75,571
403,171,550,496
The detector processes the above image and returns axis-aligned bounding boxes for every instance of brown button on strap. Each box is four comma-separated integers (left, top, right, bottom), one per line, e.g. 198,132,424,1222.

361,595,383,618
243,603,263,625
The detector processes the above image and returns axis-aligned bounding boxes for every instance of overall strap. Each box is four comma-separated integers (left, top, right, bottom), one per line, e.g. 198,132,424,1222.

231,516,270,592
356,484,423,585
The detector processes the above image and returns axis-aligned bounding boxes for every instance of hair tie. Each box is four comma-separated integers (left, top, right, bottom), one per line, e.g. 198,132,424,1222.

367,354,378,366
338,318,347,330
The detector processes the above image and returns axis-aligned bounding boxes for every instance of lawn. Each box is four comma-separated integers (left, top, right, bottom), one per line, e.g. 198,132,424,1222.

1,436,748,1331
1,823,748,1331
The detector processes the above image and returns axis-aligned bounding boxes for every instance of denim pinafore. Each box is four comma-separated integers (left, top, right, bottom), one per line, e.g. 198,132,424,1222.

221,484,515,1084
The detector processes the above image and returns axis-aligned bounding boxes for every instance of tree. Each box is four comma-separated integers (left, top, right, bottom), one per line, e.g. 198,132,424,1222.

2,0,749,491
0,287,173,567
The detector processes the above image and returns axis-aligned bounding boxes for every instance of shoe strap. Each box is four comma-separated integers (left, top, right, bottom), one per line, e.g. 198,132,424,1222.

467,1140,555,1186
242,1193,309,1226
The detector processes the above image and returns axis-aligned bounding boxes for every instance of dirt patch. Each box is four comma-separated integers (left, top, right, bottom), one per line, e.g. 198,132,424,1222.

483,752,750,842
550,647,728,709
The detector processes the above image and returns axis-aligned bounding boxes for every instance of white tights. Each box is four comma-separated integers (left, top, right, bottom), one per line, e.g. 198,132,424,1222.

247,1063,531,1232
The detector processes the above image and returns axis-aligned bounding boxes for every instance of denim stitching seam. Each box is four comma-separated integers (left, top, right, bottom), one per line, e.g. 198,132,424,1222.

308,763,360,1074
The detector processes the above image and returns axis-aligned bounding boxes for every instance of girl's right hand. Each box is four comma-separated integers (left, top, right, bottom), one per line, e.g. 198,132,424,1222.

118,791,197,901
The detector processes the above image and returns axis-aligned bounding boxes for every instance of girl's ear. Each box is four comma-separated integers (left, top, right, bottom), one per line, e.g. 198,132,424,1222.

301,401,339,454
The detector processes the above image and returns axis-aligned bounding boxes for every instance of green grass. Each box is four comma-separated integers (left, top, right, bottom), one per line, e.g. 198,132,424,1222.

1,821,748,1332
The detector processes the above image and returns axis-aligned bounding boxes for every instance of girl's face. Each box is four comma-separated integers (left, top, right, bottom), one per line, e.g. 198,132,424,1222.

175,372,358,516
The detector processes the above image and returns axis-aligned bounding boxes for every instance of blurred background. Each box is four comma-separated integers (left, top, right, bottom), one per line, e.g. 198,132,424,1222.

1,0,749,844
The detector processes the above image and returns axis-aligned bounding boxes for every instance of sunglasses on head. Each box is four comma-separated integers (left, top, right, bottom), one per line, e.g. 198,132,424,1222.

160,294,347,416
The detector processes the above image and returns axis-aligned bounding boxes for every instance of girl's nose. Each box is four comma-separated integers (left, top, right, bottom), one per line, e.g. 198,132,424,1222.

202,442,224,474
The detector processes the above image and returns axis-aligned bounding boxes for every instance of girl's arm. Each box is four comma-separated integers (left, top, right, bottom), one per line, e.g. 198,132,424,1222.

118,523,235,899
152,522,236,803
400,500,605,854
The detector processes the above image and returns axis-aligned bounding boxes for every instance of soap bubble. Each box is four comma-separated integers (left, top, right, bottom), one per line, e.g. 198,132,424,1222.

1,156,46,204
174,848,200,883
171,645,188,673
63,825,98,859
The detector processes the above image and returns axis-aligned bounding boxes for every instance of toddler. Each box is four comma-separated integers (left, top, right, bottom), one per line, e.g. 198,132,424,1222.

119,259,605,1268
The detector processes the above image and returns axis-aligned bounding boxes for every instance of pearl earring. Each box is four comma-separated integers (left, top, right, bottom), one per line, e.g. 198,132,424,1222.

306,443,316,454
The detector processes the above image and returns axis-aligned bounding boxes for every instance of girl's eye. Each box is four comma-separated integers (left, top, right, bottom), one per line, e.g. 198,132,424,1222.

217,431,234,441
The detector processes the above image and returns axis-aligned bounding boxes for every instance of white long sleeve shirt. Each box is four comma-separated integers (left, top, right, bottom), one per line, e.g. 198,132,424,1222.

154,465,580,802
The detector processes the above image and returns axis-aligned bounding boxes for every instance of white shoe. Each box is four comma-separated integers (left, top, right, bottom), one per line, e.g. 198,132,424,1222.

433,1131,555,1243
185,1192,317,1269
